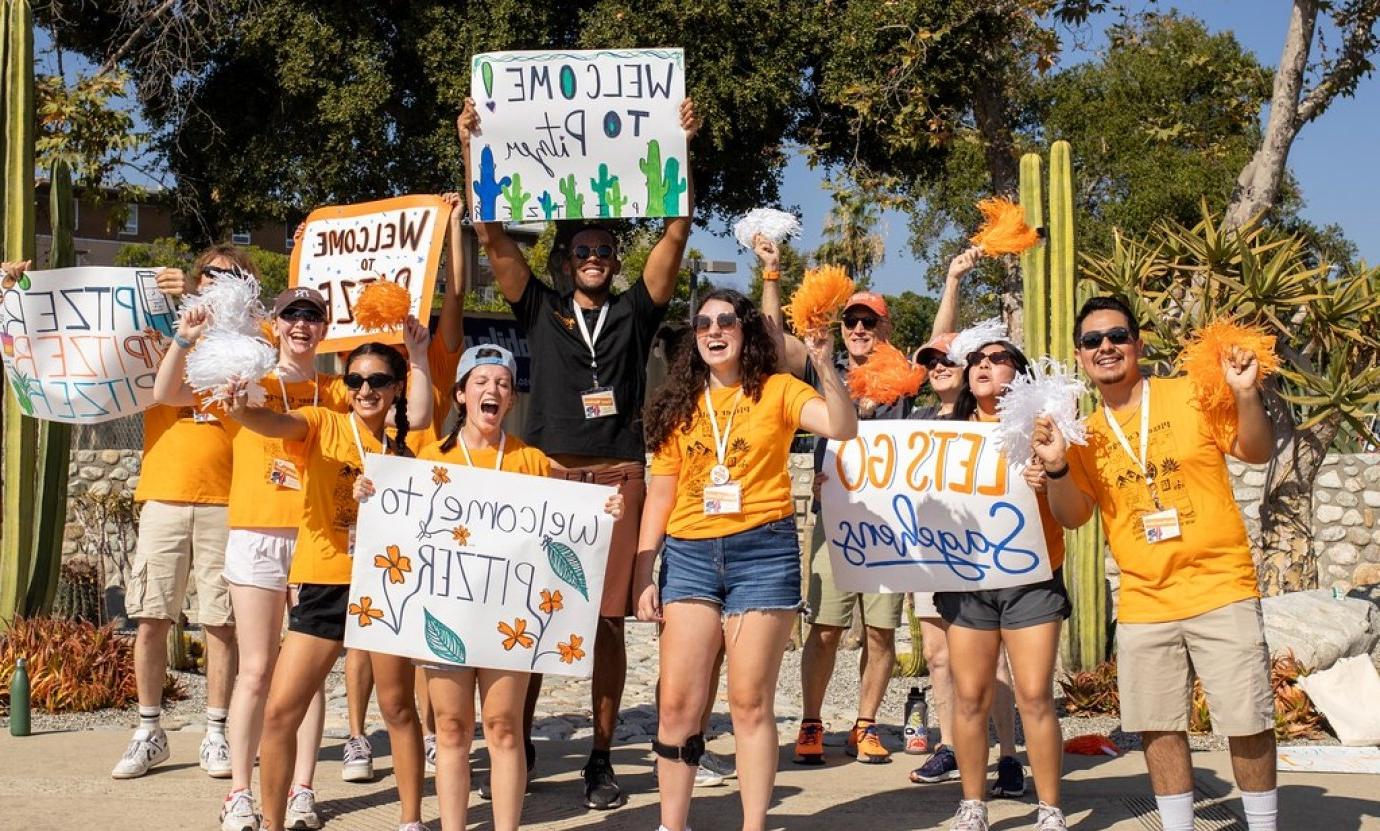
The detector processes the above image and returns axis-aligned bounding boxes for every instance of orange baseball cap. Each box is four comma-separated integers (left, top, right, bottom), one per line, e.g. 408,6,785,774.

915,332,957,362
843,291,889,319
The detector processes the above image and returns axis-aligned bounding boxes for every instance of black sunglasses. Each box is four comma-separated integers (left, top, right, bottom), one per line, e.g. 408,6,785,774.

572,243,615,260
921,354,959,371
691,312,739,333
843,312,880,330
1077,327,1134,350
280,306,325,324
343,372,396,390
967,349,1016,367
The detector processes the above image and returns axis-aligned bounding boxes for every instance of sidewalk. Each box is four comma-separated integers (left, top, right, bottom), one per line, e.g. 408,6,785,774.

2,728,1376,829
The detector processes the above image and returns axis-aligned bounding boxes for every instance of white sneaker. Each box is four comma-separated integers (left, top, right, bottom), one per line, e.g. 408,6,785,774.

285,785,322,830
694,763,725,787
341,734,374,782
424,733,437,774
111,728,170,779
700,749,736,780
1036,802,1068,830
951,799,990,831
399,823,426,831
201,732,233,779
220,789,259,831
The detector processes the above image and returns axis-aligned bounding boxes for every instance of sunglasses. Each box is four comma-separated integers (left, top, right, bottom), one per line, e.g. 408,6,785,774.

279,307,325,324
1077,327,1134,350
966,349,1016,367
843,313,880,331
691,312,739,333
201,265,249,282
343,372,396,390
922,355,959,371
572,243,615,260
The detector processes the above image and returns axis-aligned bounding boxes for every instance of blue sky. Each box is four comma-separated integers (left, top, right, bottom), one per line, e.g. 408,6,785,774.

697,1,1380,297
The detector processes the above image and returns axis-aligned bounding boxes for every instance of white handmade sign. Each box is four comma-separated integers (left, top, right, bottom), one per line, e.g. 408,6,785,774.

819,420,1053,593
290,194,453,352
0,267,174,424
345,453,615,677
468,48,688,222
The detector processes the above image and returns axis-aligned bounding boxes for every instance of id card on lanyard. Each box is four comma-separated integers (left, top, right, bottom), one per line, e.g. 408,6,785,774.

1104,381,1181,543
574,300,618,418
266,372,318,491
702,386,744,516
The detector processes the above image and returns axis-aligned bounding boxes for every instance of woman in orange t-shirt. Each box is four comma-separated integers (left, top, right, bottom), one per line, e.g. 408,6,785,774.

223,342,429,831
932,339,1070,831
634,289,857,831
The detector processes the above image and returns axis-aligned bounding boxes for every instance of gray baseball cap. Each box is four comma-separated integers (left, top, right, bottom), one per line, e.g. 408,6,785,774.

456,343,517,384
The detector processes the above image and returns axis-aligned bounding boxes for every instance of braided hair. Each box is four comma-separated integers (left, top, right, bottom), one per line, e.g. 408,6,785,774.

344,342,412,456
438,380,467,454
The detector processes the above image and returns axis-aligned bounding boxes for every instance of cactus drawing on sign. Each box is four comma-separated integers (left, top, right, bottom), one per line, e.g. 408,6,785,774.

472,146,510,221
542,536,588,600
590,164,619,218
661,156,688,216
639,140,668,217
558,175,584,219
537,191,558,220
501,172,531,220
606,178,629,218
424,608,467,664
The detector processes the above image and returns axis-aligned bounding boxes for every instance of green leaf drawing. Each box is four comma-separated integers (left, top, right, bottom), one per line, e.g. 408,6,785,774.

542,536,588,600
424,608,467,664
481,60,494,97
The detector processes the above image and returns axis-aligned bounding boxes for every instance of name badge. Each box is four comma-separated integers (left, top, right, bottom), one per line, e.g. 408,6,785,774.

581,386,618,419
267,458,302,490
347,525,357,557
1142,508,1181,543
192,409,218,424
703,483,743,516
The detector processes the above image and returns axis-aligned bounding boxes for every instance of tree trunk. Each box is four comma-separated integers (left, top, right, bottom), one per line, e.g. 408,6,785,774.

1258,410,1338,595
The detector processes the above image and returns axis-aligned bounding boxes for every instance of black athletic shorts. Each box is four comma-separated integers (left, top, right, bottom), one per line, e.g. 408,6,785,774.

288,583,350,641
934,568,1071,631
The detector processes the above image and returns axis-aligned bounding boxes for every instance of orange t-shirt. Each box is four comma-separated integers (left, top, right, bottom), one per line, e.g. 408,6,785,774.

650,373,818,539
224,372,349,529
402,336,462,455
974,409,1066,571
1069,375,1257,623
289,407,394,585
133,403,232,504
417,432,551,477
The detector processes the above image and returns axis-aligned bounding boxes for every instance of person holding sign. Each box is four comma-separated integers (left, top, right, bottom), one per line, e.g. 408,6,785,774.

1032,296,1278,831
934,339,1070,831
354,344,624,831
458,95,701,810
221,340,431,831
635,289,857,831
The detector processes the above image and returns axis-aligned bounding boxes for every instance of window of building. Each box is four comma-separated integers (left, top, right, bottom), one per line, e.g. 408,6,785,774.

119,204,138,236
231,229,252,245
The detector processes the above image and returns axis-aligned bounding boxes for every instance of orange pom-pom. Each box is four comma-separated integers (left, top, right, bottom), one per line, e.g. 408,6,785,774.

1180,318,1280,425
784,264,855,335
1063,734,1120,756
847,342,927,407
353,280,412,331
970,197,1040,255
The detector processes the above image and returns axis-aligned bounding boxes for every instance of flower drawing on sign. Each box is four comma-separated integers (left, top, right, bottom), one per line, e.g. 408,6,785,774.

539,589,563,615
350,597,384,627
557,634,586,664
431,465,450,485
375,544,411,584
359,542,424,635
451,525,471,546
499,618,535,651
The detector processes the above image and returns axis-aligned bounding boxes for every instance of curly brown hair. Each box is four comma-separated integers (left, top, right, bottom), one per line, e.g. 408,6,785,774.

643,289,779,454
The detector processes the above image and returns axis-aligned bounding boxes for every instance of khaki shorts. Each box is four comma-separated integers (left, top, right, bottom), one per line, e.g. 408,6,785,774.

125,501,233,627
806,521,904,630
1117,597,1273,736
550,462,646,618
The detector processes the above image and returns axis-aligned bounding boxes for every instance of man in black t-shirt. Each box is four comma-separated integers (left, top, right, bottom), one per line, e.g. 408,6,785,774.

459,96,701,810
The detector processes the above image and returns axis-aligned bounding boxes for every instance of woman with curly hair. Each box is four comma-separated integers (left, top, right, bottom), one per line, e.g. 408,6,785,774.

634,289,857,831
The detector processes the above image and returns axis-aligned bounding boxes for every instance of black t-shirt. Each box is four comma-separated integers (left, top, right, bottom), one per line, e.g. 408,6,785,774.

509,276,666,461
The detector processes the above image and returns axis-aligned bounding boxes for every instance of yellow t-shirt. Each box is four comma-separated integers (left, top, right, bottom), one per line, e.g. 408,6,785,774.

289,407,394,585
650,373,818,539
402,336,462,456
225,372,350,529
133,403,232,504
1068,375,1257,623
417,432,551,477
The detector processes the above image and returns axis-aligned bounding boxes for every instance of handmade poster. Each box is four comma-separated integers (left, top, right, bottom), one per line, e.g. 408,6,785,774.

819,420,1053,593
1276,746,1380,774
345,453,616,678
290,194,454,352
468,49,688,222
0,266,174,424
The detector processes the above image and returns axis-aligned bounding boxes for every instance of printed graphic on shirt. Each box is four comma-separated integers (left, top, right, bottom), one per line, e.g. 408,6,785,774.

334,462,363,531
681,400,754,504
1082,414,1196,545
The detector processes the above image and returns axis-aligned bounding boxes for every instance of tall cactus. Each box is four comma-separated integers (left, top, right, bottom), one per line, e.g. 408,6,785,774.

1018,153,1046,358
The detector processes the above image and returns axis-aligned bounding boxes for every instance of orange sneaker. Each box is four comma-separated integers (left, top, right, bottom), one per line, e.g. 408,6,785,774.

847,722,891,764
793,720,825,765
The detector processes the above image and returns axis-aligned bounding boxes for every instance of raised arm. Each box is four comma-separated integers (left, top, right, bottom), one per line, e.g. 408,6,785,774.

1031,415,1096,528
796,330,858,441
399,315,434,430
437,191,467,352
152,278,207,407
633,472,679,622
755,235,808,377
225,378,309,441
1224,347,1273,464
931,245,981,338
458,97,531,303
641,98,703,306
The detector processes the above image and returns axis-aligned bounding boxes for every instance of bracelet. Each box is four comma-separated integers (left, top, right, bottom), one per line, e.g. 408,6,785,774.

1045,462,1070,480
173,333,196,350
762,269,781,282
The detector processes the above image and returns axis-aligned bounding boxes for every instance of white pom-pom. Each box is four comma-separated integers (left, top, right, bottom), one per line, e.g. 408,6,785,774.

994,357,1089,465
733,208,802,250
181,267,268,336
185,330,278,405
947,317,1009,365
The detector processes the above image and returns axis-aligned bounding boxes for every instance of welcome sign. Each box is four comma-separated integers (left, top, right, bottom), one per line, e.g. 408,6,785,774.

819,421,1053,593
468,48,688,222
345,453,616,678
290,194,454,352
0,267,174,424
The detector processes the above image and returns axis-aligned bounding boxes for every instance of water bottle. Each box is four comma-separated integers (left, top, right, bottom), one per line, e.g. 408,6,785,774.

903,685,927,754
9,657,31,737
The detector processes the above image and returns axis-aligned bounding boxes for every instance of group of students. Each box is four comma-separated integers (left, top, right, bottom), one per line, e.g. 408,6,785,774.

3,89,1282,831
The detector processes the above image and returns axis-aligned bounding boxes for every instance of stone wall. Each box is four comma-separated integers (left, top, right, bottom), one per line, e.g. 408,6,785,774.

63,450,141,618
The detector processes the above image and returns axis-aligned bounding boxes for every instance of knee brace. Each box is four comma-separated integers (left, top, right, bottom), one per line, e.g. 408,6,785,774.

652,732,705,766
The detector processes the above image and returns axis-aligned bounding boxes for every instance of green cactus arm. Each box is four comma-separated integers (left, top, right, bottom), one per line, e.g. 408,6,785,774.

558,175,584,219
640,140,667,217
607,179,628,218
501,172,532,219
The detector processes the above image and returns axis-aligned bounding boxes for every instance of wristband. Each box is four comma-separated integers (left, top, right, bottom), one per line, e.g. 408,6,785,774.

762,269,781,282
173,333,196,350
1045,462,1070,480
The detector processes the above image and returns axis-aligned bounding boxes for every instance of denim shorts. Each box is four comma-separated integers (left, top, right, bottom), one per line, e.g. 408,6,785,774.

659,517,804,616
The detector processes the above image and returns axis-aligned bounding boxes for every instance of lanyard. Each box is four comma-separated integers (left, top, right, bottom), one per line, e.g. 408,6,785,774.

348,412,388,463
458,431,506,470
276,370,318,413
1103,379,1158,505
703,385,744,470
572,300,609,387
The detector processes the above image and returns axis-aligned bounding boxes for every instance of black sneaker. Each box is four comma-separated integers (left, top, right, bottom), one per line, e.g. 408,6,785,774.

908,745,960,784
990,754,1026,797
477,742,536,800
581,754,626,809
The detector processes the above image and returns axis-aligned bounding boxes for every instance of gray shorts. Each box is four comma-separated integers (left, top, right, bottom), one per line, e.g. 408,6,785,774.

934,569,1070,631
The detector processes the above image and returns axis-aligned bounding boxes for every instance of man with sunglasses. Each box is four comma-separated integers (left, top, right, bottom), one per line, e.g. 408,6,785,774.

1031,295,1279,831
457,95,701,811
